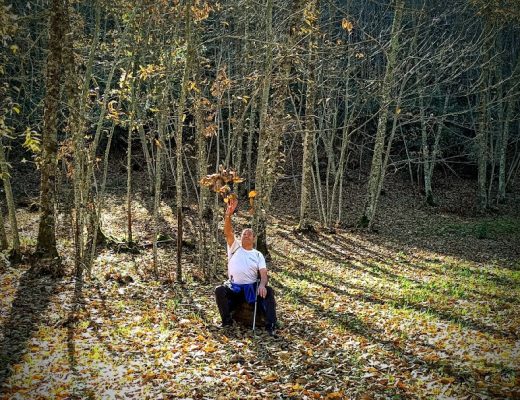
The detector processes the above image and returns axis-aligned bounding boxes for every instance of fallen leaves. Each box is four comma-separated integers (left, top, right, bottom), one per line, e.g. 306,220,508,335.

1,210,519,399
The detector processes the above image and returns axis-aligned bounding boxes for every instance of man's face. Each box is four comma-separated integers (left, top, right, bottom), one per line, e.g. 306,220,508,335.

241,228,254,249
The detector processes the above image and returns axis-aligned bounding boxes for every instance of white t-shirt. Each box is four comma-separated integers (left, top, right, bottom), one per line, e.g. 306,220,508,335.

227,239,266,284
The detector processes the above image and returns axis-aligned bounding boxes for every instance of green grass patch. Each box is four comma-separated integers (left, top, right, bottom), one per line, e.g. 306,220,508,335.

436,216,520,240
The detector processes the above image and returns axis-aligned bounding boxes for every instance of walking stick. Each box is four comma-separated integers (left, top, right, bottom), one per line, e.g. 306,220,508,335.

252,278,259,332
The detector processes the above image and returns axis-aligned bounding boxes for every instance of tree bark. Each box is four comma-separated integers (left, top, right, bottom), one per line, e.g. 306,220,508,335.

36,0,65,267
0,200,8,251
497,54,520,203
174,0,194,283
0,138,19,252
252,0,274,256
360,0,404,229
476,21,495,210
297,0,319,232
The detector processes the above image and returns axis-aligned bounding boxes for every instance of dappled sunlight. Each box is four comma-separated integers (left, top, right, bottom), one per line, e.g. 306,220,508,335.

269,229,520,397
1,198,518,398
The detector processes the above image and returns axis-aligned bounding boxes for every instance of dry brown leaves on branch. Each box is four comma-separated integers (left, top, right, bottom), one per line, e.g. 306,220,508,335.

199,166,244,201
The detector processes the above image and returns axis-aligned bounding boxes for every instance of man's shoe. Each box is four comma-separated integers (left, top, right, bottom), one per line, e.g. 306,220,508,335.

221,318,233,328
266,324,278,338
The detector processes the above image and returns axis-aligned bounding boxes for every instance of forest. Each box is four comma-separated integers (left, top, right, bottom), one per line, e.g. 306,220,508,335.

0,0,519,398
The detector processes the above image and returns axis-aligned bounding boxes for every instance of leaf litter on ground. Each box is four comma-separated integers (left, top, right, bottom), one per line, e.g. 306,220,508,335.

1,194,519,399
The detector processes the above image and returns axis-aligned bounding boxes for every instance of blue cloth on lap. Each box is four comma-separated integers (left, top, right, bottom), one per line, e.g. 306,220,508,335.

230,282,257,304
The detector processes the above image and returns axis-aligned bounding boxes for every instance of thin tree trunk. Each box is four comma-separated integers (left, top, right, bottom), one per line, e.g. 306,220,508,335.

0,201,7,251
497,98,513,203
126,107,134,244
360,0,404,229
246,105,255,191
498,55,520,203
476,21,495,210
298,0,318,231
137,121,154,194
331,78,355,226
424,92,449,206
195,97,212,280
126,51,140,246
36,0,65,268
82,30,127,274
0,138,19,253
175,0,194,282
72,0,101,276
87,122,115,276
370,92,404,231
252,0,274,256
152,113,165,279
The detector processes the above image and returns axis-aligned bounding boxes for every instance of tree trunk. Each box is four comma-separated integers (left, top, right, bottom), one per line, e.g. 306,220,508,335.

297,0,318,232
497,54,520,203
360,0,404,229
175,0,194,283
126,122,133,244
252,0,274,257
0,200,8,251
152,98,167,279
0,138,19,253
497,97,513,203
476,21,495,210
152,147,163,279
87,122,115,275
36,0,65,268
195,96,213,280
63,0,102,276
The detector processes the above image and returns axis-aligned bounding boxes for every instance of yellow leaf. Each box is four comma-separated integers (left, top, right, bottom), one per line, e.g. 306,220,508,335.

326,392,345,399
396,108,401,115
440,376,455,384
108,100,118,114
154,139,164,149
10,45,18,54
12,105,20,114
203,344,216,353
218,185,230,194
341,19,353,33
263,373,278,382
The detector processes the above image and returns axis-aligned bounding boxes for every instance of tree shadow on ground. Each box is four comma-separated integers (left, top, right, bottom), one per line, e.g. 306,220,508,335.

0,265,61,387
275,256,517,340
269,186,520,267
270,277,505,399
273,230,519,309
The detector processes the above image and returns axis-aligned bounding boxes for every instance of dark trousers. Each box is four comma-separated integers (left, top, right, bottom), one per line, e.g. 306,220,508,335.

215,284,277,329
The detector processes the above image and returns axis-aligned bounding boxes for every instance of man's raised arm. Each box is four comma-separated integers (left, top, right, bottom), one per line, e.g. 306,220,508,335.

224,197,238,247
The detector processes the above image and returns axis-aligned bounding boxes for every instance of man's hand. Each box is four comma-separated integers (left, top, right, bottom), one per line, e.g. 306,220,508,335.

258,284,267,298
258,268,268,298
226,196,238,216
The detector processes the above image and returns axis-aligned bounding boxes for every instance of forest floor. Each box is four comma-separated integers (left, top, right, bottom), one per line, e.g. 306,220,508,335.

0,175,519,399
